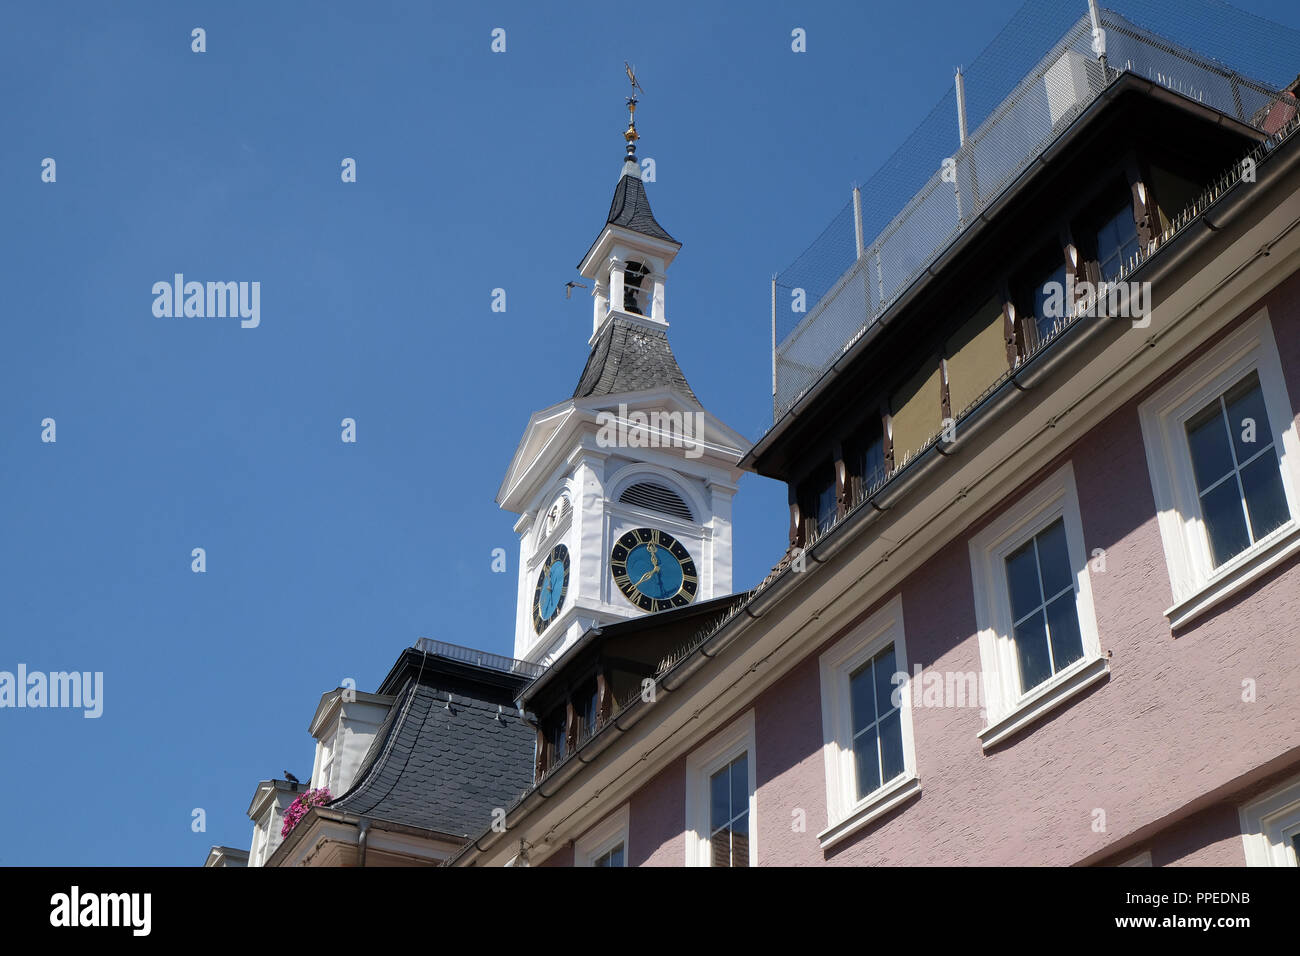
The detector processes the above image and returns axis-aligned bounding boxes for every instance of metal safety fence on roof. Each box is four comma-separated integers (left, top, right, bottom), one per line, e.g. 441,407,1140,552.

770,0,1300,423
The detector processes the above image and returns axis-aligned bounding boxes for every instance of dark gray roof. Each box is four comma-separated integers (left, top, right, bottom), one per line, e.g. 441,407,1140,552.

328,676,534,840
573,316,699,403
605,171,678,245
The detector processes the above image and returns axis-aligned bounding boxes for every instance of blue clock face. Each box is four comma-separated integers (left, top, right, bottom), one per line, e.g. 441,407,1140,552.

611,528,698,612
625,543,683,599
532,544,570,634
541,561,565,618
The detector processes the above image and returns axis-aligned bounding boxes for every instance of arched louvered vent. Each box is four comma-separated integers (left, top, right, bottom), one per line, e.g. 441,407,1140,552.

619,481,693,521
540,496,572,539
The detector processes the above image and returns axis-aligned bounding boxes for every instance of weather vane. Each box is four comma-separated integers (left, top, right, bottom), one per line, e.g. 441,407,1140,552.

625,61,645,97
623,61,644,159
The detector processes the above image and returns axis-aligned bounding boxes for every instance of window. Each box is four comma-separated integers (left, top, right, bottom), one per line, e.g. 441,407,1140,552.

1184,372,1289,567
542,710,567,771
576,681,599,742
818,594,919,848
251,820,269,867
1240,774,1300,867
1138,311,1300,629
1094,202,1140,282
314,730,337,792
593,844,625,867
1004,517,1084,692
846,420,887,504
1014,247,1070,350
849,650,904,799
799,461,837,539
685,710,756,866
575,804,629,867
969,463,1106,748
709,755,750,867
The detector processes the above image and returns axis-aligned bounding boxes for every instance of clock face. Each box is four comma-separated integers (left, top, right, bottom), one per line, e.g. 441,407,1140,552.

532,544,570,634
610,528,698,612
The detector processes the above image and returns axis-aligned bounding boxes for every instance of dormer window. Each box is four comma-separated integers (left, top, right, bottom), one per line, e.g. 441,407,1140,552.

1014,247,1071,352
537,675,608,778
315,731,337,792
543,710,567,769
846,421,887,505
798,461,838,541
1093,198,1141,283
576,680,599,742
623,260,650,315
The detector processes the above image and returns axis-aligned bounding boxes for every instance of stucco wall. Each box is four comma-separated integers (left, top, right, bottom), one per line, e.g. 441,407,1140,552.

537,843,573,867
593,271,1300,865
630,757,687,866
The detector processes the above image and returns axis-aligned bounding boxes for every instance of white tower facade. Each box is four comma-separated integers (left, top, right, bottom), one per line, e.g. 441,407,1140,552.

497,102,750,665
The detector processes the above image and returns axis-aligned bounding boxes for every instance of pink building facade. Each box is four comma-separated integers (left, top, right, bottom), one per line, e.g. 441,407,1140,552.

558,276,1300,868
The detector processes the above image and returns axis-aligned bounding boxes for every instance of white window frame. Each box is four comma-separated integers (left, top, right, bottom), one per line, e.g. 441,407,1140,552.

314,728,337,793
969,462,1107,749
574,804,629,867
685,710,756,867
1138,310,1300,630
1239,773,1300,867
250,820,268,867
817,594,920,849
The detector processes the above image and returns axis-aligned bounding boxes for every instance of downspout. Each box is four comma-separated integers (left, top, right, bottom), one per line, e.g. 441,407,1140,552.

358,818,370,867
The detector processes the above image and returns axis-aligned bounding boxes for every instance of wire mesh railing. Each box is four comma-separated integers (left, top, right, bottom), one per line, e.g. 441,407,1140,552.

414,637,547,679
770,0,1300,423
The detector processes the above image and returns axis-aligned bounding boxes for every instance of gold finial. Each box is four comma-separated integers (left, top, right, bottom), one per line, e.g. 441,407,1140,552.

624,62,645,159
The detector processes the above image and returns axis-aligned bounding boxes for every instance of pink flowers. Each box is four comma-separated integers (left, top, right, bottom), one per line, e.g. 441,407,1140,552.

280,787,332,839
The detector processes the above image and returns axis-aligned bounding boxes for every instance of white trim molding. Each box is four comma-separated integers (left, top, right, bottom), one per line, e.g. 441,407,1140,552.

1138,309,1300,630
685,709,756,867
1239,773,1300,867
969,462,1108,749
817,594,920,849
574,804,630,867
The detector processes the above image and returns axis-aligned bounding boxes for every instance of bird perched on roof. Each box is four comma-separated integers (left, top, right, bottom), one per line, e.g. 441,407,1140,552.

565,280,588,299
284,771,299,785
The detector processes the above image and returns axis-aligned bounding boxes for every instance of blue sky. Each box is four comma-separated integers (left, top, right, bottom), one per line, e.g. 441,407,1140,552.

2,0,1297,865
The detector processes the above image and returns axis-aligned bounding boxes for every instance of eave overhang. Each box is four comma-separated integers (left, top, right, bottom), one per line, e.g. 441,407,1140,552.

578,223,681,279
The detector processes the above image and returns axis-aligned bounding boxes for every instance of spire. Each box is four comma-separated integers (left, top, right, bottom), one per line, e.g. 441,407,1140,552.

576,67,683,337
624,61,642,163
596,65,678,249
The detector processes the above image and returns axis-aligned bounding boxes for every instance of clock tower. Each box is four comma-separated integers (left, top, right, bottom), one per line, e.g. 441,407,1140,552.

497,89,751,665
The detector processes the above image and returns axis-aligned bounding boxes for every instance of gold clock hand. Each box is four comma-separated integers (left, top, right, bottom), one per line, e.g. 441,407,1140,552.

633,567,656,587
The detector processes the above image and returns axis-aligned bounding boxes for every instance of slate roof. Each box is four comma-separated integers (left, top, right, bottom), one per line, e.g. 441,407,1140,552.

328,673,535,840
573,316,699,403
605,168,678,245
